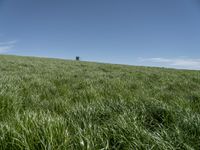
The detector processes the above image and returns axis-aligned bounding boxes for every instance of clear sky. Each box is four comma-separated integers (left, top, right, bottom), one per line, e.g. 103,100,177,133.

0,0,200,69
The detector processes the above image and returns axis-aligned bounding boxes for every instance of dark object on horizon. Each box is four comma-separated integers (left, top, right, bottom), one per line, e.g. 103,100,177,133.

76,56,80,61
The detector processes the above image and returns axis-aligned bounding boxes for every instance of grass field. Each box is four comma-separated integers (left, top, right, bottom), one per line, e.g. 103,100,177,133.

0,55,200,149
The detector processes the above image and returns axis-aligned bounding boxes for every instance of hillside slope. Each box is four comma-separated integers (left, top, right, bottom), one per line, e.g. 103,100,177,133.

0,55,200,149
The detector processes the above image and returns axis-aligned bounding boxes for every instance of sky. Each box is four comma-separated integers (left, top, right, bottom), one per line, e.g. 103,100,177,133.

0,0,200,70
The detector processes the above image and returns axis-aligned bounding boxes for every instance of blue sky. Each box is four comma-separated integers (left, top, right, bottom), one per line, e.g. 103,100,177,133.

0,0,200,69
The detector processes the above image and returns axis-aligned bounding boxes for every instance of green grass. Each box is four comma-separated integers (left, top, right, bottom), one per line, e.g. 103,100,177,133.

0,55,200,150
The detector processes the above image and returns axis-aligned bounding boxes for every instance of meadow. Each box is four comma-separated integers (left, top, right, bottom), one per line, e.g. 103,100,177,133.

0,55,200,149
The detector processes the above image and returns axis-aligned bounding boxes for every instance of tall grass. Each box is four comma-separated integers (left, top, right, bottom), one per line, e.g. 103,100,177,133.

0,55,200,149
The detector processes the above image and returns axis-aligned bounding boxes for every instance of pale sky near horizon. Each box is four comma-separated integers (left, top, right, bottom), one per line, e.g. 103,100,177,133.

0,0,200,70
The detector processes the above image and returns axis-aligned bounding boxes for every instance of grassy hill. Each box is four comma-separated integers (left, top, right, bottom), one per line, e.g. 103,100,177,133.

0,55,200,149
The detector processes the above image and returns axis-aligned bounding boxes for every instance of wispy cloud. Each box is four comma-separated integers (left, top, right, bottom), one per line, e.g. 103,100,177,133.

0,40,17,53
0,45,14,53
138,57,200,70
0,40,17,45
